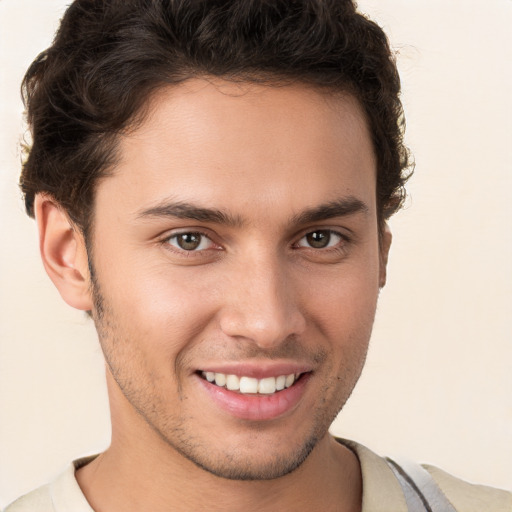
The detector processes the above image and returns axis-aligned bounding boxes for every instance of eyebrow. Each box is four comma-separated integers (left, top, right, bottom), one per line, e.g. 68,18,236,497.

136,196,368,227
290,197,369,225
137,201,244,227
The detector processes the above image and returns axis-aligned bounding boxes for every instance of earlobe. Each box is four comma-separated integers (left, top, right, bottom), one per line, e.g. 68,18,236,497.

379,223,392,288
35,194,93,311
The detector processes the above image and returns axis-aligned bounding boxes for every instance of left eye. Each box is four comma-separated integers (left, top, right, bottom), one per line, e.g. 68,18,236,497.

296,230,343,249
167,232,214,251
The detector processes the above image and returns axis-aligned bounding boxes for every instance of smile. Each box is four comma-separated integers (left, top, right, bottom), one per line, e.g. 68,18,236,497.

200,371,302,395
197,368,312,421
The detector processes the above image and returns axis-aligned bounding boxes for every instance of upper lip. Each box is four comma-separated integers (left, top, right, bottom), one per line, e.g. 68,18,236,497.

197,360,313,379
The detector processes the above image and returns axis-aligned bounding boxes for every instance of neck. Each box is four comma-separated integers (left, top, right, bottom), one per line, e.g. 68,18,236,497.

76,376,362,512
77,435,361,512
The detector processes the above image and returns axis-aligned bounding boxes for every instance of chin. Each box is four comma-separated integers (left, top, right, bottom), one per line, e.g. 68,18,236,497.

175,432,321,481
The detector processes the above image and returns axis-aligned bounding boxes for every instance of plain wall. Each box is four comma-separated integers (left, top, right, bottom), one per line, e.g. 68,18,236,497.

1,0,511,506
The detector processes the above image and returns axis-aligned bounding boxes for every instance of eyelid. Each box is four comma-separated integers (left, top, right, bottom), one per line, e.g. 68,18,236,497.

294,228,349,248
161,229,222,254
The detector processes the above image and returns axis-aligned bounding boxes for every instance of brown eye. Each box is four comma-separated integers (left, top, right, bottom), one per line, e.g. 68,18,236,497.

298,230,342,249
168,232,212,251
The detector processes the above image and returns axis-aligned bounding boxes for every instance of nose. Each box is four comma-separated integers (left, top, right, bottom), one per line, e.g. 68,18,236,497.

218,255,306,349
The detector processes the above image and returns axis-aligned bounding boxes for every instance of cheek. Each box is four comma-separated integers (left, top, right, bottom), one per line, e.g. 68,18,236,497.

298,258,381,337
100,260,220,353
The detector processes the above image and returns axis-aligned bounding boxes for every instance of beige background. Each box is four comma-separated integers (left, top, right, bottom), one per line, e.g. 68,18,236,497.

1,0,511,506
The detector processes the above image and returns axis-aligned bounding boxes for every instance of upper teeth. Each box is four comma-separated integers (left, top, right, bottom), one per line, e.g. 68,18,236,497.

202,372,299,394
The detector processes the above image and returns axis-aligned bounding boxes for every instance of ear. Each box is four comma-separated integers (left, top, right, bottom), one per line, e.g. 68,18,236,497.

34,194,93,310
379,222,392,288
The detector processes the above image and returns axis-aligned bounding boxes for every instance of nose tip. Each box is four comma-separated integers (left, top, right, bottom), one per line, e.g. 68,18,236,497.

220,307,306,349
218,266,306,349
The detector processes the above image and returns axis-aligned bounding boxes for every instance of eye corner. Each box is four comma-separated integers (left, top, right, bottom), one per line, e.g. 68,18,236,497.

162,230,222,255
295,229,346,250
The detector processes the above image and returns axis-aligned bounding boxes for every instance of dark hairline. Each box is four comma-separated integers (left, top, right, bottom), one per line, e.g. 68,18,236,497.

21,0,412,240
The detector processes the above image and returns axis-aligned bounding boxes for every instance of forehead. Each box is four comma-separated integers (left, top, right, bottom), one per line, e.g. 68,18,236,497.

97,79,377,222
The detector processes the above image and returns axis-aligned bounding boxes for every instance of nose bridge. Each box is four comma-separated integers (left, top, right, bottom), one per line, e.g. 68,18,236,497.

219,249,306,348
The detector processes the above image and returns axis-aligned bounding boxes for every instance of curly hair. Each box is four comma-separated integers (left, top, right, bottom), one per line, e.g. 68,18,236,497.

21,0,412,236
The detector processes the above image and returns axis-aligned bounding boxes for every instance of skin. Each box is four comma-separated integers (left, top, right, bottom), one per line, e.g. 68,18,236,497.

36,79,391,511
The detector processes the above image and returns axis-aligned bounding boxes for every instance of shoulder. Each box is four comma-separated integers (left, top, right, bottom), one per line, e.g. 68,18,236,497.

337,438,512,512
3,484,54,512
425,465,512,512
3,457,96,512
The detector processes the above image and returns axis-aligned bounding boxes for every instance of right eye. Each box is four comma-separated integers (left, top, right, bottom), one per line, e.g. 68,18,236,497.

166,232,215,252
296,229,344,249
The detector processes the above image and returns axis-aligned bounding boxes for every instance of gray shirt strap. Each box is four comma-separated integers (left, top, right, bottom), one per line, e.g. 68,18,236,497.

386,458,458,512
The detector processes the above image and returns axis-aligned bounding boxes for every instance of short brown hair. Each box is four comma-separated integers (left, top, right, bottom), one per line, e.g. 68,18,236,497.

21,0,412,236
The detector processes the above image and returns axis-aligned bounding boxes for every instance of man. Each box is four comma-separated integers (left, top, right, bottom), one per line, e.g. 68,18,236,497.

3,0,511,511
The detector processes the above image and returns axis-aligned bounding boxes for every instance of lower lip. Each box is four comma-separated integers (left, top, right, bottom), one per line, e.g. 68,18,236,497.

197,373,311,421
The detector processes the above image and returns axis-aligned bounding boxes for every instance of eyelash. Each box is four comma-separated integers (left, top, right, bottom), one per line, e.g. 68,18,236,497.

164,231,219,256
294,230,347,251
161,229,349,256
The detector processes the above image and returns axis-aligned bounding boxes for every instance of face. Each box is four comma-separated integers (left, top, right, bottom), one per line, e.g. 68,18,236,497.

88,79,388,480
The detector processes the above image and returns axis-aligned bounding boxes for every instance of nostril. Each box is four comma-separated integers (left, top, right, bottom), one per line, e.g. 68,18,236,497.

219,309,306,349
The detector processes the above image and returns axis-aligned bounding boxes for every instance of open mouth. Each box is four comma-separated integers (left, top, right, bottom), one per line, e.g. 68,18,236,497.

198,371,306,395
